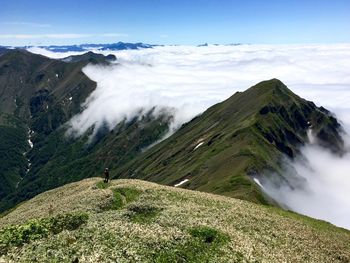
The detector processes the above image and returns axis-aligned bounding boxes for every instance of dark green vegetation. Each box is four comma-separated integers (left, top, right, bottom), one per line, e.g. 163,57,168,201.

0,126,28,199
127,204,162,224
155,226,230,262
104,187,141,211
0,50,171,212
0,212,88,255
114,79,343,204
96,181,111,189
1,178,349,262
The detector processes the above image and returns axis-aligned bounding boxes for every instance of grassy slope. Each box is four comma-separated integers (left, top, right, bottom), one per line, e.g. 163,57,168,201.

0,178,349,263
114,79,343,204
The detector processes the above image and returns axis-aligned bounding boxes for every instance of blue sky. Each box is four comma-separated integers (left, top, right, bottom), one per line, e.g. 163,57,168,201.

0,0,349,46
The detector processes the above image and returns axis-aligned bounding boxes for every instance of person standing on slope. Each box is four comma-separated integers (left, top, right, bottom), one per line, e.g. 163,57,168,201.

104,168,110,183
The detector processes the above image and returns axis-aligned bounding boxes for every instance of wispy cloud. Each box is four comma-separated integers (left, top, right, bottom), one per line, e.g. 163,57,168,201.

100,33,129,37
2,21,52,28
0,33,128,39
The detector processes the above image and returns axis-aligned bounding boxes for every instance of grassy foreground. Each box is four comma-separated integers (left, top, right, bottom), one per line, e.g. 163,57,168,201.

0,178,349,262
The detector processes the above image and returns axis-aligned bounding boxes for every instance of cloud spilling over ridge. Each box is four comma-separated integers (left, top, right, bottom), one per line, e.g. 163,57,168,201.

27,47,86,59
30,44,350,228
57,44,350,136
260,142,350,230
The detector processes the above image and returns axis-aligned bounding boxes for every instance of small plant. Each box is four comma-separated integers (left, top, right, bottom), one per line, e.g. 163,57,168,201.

46,213,89,234
0,212,88,255
116,188,141,203
96,181,111,189
103,187,141,211
189,226,229,245
127,204,162,224
153,226,229,262
109,190,124,210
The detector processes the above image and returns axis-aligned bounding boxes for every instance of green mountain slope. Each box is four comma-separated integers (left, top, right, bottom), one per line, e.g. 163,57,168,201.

0,50,172,212
0,178,349,262
0,49,95,201
114,79,343,204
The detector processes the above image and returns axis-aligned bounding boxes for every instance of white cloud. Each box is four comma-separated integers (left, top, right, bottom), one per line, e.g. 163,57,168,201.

64,44,350,134
261,143,350,230
27,47,87,59
0,33,128,40
30,44,350,229
100,33,129,38
2,21,52,28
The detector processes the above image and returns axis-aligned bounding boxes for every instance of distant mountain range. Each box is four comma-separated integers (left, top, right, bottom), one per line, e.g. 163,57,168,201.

0,42,155,53
0,42,245,53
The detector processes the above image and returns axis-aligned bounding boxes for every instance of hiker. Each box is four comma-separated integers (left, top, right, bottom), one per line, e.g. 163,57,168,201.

104,168,110,183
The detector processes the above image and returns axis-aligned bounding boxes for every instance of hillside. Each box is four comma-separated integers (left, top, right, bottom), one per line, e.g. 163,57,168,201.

0,50,172,212
114,79,343,204
0,178,349,262
0,49,96,202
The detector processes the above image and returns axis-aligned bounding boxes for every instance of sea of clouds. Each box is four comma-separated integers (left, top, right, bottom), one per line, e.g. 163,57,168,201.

29,44,350,229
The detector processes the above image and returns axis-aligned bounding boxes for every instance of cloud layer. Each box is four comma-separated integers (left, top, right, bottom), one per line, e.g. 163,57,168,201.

261,143,350,230
30,44,350,229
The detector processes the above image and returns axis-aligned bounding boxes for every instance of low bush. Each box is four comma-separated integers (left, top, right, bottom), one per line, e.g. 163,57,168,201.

127,204,162,224
0,212,88,255
154,226,229,262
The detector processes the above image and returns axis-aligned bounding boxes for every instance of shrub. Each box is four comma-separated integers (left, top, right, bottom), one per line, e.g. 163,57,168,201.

189,226,229,245
96,181,111,189
0,212,88,255
103,187,141,211
127,204,162,224
154,226,229,262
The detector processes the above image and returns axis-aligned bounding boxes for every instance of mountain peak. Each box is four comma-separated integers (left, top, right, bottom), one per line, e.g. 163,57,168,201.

61,51,116,64
114,80,343,204
246,78,295,100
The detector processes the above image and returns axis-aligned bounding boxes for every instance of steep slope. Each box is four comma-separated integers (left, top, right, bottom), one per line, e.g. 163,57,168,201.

0,178,349,262
114,79,343,204
0,49,96,201
0,50,172,212
0,47,8,56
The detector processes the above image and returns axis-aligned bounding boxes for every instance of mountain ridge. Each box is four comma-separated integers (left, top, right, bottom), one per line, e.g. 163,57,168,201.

0,177,349,262
113,79,343,204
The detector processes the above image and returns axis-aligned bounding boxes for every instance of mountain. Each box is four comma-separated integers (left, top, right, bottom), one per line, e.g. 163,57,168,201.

0,49,95,201
22,42,155,52
61,51,117,64
0,47,9,56
0,178,349,262
113,79,343,204
0,49,343,213
0,50,172,212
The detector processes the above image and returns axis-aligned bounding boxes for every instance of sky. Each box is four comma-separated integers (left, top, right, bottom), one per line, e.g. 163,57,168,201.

1,0,350,46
